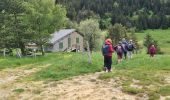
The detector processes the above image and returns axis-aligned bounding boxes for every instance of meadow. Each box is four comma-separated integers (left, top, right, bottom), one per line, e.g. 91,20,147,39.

136,29,170,54
0,29,170,99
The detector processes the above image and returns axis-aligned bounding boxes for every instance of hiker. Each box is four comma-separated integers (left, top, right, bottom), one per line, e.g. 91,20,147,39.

148,44,156,57
102,39,114,72
114,41,123,64
121,38,128,59
127,40,135,59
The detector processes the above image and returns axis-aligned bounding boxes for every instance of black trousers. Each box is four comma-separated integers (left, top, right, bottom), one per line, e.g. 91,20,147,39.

123,51,127,59
104,56,112,71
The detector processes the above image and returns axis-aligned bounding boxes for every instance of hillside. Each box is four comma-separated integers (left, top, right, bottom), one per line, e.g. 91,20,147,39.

136,29,170,54
56,0,170,30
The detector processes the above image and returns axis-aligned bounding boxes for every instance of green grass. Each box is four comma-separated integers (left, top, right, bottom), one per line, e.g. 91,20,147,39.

12,88,25,93
98,29,170,99
0,55,53,70
99,53,170,99
0,52,103,81
158,85,170,96
136,29,170,54
148,92,160,100
123,86,144,94
0,29,170,99
25,52,103,81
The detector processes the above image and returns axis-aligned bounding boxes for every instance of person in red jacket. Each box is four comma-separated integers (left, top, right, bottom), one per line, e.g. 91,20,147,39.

149,44,156,57
103,39,114,72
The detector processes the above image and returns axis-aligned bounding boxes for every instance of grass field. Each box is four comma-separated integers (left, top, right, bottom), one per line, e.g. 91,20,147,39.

99,53,170,99
0,52,169,99
0,52,103,80
0,29,170,99
136,29,170,54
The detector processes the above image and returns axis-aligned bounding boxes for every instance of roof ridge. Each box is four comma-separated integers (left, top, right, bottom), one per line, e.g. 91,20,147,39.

50,29,76,44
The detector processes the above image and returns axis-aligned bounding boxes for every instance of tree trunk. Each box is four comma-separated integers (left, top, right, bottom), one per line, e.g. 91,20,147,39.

86,41,92,64
19,42,26,56
41,45,45,56
16,48,22,58
3,48,6,57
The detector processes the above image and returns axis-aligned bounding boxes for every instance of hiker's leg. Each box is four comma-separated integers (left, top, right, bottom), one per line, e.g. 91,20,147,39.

123,52,125,59
130,51,132,59
118,53,122,63
104,56,107,67
151,53,154,57
117,54,120,64
127,51,130,59
152,53,155,57
124,52,127,59
103,56,107,71
105,56,109,72
150,53,153,57
108,56,112,72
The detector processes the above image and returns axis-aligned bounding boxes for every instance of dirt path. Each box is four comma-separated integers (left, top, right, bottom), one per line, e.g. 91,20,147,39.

0,64,51,100
0,65,138,100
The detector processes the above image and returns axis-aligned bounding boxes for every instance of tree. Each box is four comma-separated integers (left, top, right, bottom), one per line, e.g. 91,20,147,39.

78,19,101,51
0,0,67,56
26,0,67,55
108,23,127,45
0,0,29,56
161,14,169,29
0,10,14,56
55,0,170,30
99,13,112,29
143,33,162,54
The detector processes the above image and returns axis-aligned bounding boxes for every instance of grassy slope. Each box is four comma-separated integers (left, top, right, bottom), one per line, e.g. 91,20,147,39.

0,29,170,99
0,52,103,80
29,52,103,81
99,53,170,99
136,29,170,54
99,29,170,99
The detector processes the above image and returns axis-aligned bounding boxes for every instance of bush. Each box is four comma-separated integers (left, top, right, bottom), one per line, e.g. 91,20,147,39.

143,33,163,54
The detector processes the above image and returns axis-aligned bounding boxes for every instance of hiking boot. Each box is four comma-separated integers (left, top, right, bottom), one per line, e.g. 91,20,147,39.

103,67,107,72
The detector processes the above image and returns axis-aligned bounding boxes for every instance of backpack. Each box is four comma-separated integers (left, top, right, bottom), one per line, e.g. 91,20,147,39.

128,43,133,51
122,43,127,52
102,44,109,55
117,45,122,54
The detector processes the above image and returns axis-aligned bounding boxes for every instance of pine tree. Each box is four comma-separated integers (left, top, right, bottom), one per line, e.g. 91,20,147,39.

108,23,127,45
144,33,162,54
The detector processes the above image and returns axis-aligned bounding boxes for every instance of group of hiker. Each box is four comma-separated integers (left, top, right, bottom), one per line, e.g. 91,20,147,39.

102,38,157,72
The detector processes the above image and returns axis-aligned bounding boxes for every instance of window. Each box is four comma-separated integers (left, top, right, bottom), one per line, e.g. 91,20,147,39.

68,38,71,47
76,37,79,44
59,42,63,49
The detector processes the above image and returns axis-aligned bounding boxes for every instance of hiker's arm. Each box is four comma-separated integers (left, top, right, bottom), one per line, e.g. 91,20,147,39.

109,45,114,53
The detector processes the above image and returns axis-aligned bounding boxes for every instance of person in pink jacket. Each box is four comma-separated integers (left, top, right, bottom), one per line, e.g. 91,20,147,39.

149,44,156,57
102,39,114,72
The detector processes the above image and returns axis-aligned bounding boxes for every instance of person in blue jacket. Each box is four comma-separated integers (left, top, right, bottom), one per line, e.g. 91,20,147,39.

121,38,128,59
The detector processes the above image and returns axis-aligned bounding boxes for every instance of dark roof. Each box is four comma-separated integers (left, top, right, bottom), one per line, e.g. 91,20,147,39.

50,29,76,44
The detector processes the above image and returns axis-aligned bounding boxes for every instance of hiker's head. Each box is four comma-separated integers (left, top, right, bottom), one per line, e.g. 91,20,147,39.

122,38,126,41
118,41,122,44
105,38,112,44
129,39,133,43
